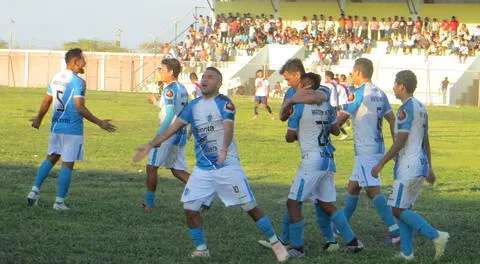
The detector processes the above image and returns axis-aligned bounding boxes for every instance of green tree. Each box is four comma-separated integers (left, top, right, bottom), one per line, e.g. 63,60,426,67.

62,39,129,52
138,41,162,54
0,40,8,49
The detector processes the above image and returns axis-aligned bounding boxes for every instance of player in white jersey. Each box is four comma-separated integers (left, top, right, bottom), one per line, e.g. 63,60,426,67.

252,69,275,120
190,72,202,98
26,48,116,210
323,71,339,109
337,74,351,140
336,58,401,243
372,70,449,261
133,67,289,262
279,73,364,257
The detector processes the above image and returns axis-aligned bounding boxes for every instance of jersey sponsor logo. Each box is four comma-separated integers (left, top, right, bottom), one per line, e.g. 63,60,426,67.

398,109,408,122
347,93,355,103
165,89,174,99
225,102,235,112
207,114,213,122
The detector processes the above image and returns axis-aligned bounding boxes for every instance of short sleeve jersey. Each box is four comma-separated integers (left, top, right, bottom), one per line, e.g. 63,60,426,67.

178,95,239,170
158,81,189,146
341,82,392,156
394,97,429,179
48,70,85,135
287,87,337,172
255,78,269,96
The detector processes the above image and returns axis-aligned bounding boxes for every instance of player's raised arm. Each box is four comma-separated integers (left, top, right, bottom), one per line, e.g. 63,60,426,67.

74,97,116,132
31,94,53,129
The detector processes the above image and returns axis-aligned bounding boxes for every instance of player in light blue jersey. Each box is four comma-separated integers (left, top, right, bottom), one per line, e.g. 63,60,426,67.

279,58,305,122
372,70,449,261
277,73,364,257
133,67,289,262
26,48,116,210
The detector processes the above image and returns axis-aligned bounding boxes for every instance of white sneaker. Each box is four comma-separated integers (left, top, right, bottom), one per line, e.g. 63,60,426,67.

340,134,349,141
433,231,449,260
27,191,39,206
393,252,414,261
191,249,210,258
271,241,289,262
53,202,70,211
257,239,272,249
323,241,340,252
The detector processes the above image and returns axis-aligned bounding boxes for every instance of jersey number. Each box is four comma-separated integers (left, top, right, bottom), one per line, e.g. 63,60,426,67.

316,120,329,147
56,91,65,112
376,107,382,131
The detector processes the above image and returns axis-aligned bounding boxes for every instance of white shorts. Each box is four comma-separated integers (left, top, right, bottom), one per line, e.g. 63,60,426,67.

48,132,84,162
181,164,255,207
147,144,187,170
350,154,382,187
387,177,424,209
288,152,336,202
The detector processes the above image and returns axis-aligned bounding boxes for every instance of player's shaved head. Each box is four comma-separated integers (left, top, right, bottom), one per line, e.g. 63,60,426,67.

395,70,417,93
300,72,320,90
205,67,223,82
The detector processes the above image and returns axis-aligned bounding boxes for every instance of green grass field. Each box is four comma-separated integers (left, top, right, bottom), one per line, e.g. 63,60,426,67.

1,87,479,264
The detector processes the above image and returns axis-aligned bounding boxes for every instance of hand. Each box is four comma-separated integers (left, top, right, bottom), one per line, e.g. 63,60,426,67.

133,143,152,162
425,168,436,186
371,164,383,178
98,119,117,132
147,94,157,105
216,147,228,165
30,116,41,129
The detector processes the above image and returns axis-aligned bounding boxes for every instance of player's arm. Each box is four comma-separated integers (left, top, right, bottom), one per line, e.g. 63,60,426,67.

285,129,297,143
384,111,396,142
371,132,409,178
423,133,436,186
289,89,327,105
279,100,293,122
157,106,176,134
217,121,234,165
330,122,341,136
74,97,116,132
31,94,53,129
133,119,187,162
336,111,350,127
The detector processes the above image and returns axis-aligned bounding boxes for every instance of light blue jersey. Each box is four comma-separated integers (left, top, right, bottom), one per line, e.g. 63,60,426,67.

283,87,296,101
394,97,429,180
341,82,392,156
178,95,239,170
48,70,85,135
158,81,188,146
287,87,337,172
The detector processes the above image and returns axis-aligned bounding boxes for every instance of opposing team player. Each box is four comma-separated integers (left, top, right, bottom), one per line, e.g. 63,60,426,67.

252,69,275,120
371,70,449,260
133,67,289,262
26,48,116,210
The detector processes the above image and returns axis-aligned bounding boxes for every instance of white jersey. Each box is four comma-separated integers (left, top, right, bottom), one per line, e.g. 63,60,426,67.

158,81,189,146
342,82,392,156
337,82,350,106
255,78,269,96
394,97,429,180
287,87,336,172
179,94,240,170
323,81,339,107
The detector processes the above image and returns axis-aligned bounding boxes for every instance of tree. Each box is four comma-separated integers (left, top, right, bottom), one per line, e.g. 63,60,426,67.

0,40,8,49
138,41,163,54
62,39,129,52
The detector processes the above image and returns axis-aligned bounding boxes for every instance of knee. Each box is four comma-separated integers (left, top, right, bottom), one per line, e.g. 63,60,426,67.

184,200,203,212
347,182,361,195
392,207,403,219
240,201,258,212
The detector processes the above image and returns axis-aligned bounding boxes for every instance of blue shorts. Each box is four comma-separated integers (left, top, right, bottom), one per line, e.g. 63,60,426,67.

254,96,267,104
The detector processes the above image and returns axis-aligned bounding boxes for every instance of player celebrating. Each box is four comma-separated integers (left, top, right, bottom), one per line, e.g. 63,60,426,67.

133,67,289,262
282,73,364,257
279,58,306,122
252,69,275,120
26,48,116,210
371,70,449,261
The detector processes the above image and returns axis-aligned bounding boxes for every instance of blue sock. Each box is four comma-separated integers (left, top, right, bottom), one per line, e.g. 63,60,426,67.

314,203,336,242
145,190,156,208
56,167,72,199
400,219,414,255
188,227,206,249
33,160,54,188
372,194,399,237
256,216,276,239
279,211,290,244
289,220,305,248
331,211,355,243
400,210,439,240
343,194,359,221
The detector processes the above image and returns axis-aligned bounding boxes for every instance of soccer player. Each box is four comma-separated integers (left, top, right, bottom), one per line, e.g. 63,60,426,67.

281,73,364,257
323,71,339,110
252,69,275,120
337,74,350,140
133,67,289,262
26,48,116,210
279,58,306,122
335,58,401,243
190,72,202,99
371,70,449,261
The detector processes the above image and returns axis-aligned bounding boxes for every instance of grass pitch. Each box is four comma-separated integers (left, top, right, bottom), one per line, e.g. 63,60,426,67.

0,87,479,263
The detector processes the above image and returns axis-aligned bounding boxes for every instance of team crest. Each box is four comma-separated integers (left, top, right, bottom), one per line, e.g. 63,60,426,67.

225,102,235,112
347,93,355,103
207,114,213,122
165,89,174,99
398,109,408,122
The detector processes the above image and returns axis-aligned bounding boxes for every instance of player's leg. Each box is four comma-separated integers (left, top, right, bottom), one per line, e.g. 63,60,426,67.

343,180,361,221
143,144,174,209
261,97,275,120
53,161,74,210
27,153,60,205
252,98,260,119
285,199,305,257
171,168,189,184
144,164,159,209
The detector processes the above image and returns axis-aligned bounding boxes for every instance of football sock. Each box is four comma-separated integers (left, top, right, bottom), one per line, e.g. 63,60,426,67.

56,167,72,199
400,219,414,256
279,211,290,244
254,107,259,115
331,211,355,243
33,160,54,188
343,194,359,221
289,220,305,249
266,105,273,114
314,203,336,242
189,227,207,250
372,194,399,237
400,210,439,240
255,216,277,240
145,190,156,208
